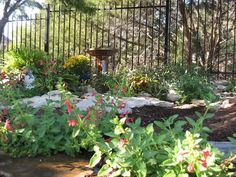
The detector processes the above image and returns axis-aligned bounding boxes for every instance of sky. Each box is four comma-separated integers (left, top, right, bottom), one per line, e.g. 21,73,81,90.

0,0,45,39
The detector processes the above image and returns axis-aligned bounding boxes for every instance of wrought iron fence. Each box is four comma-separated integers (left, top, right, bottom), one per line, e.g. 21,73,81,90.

0,0,235,78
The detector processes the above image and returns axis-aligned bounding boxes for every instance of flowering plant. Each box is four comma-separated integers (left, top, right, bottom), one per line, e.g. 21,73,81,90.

63,55,91,78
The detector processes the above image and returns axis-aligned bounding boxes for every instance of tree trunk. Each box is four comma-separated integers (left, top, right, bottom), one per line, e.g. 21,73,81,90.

0,18,8,45
179,0,192,69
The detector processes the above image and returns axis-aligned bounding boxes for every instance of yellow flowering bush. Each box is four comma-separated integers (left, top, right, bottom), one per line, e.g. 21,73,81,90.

63,55,91,78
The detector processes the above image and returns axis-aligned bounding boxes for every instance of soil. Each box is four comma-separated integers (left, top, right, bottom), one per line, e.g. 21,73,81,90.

129,103,236,141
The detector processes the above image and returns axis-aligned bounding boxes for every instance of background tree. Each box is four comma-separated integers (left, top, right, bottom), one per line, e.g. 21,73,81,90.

0,0,42,44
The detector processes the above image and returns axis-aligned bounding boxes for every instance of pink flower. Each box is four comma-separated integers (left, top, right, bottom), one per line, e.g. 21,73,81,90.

2,109,9,115
84,110,91,119
68,119,78,127
176,149,189,162
64,100,73,114
77,114,83,119
200,158,207,168
50,59,56,65
118,102,126,109
91,92,96,96
0,72,6,80
4,119,11,131
187,161,194,173
118,138,128,149
125,117,135,124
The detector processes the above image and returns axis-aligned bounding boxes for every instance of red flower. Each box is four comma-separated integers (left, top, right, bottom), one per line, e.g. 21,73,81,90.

77,114,83,119
50,59,56,65
125,117,135,124
91,92,96,96
187,161,194,173
4,119,11,131
201,148,210,160
2,109,9,115
68,119,78,127
121,87,127,94
0,72,6,80
118,138,128,149
200,158,207,168
84,110,91,119
64,100,73,114
118,102,126,109
99,98,104,105
96,109,105,118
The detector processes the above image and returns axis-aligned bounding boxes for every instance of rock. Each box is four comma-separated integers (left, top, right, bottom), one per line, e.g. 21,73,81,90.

209,101,221,111
191,100,205,106
220,99,234,109
76,95,96,111
166,89,180,102
227,96,236,104
216,85,226,92
85,85,97,94
139,92,152,97
175,104,197,109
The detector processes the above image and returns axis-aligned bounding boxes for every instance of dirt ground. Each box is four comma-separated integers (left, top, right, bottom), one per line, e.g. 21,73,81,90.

129,103,236,141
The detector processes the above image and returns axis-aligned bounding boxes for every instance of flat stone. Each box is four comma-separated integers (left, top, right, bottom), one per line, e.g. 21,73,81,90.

216,85,227,92
191,100,206,106
209,141,236,158
166,89,180,102
209,101,222,111
220,99,234,109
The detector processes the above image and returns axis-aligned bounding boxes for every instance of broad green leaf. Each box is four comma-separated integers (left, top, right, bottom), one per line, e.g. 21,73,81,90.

185,117,196,127
98,164,113,176
89,152,102,167
72,129,80,138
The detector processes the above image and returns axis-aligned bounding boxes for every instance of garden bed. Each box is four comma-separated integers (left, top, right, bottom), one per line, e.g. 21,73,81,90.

130,103,236,141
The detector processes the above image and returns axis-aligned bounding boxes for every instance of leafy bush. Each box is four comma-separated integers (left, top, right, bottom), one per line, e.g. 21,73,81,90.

226,79,236,92
89,113,230,177
4,48,46,74
0,92,123,157
175,69,216,103
63,55,91,79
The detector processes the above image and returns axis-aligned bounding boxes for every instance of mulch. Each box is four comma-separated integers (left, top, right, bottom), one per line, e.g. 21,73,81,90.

129,104,236,141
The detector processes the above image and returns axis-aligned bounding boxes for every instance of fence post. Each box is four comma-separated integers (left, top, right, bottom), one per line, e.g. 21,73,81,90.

44,4,50,54
164,0,170,64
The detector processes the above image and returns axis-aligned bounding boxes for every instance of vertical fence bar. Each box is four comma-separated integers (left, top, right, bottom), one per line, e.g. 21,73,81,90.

217,0,222,78
78,12,82,54
181,0,185,65
203,0,207,66
113,2,117,69
131,1,135,69
196,0,200,64
168,0,171,61
57,5,61,57
137,1,142,66
90,16,93,48
29,15,32,49
174,0,179,64
20,18,23,48
62,9,66,58
164,0,170,64
11,18,14,50
189,0,193,66
52,4,56,58
34,15,37,49
225,1,229,78
150,0,155,67
24,18,27,47
39,13,42,50
84,14,88,51
233,1,236,77
144,7,148,65
125,0,129,65
68,8,71,58
157,0,162,65
7,21,9,51
73,11,77,55
210,0,214,72
102,5,105,47
108,3,111,47
16,21,18,49
45,4,50,54
95,8,99,48
119,1,123,63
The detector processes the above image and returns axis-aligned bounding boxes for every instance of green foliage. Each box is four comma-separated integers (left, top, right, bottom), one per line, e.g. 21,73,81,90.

0,92,121,157
226,79,236,92
4,48,47,73
175,68,216,104
89,112,229,177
